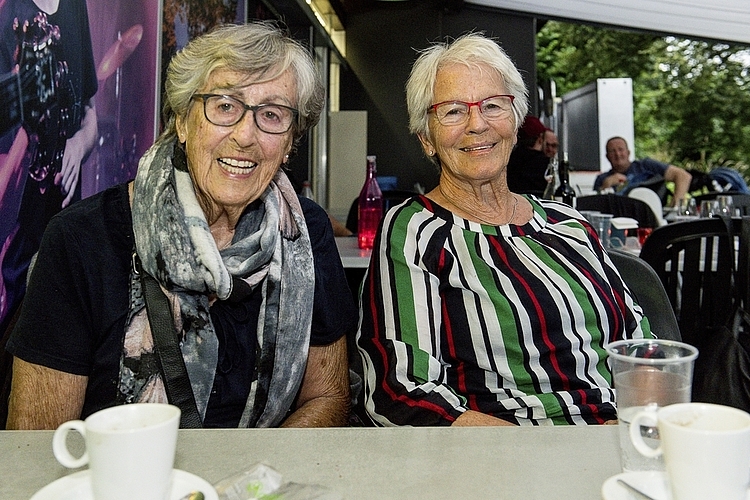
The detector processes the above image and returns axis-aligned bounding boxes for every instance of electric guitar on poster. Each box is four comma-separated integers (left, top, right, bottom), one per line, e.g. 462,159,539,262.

0,12,59,148
0,11,74,187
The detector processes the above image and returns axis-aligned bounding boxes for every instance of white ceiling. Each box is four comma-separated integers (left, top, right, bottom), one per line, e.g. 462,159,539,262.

466,0,750,45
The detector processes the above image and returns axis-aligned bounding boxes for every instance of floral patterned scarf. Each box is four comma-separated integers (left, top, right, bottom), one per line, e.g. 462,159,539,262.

117,138,314,427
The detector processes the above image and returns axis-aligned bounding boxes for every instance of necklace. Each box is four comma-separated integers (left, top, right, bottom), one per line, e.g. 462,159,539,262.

438,186,519,226
475,195,518,226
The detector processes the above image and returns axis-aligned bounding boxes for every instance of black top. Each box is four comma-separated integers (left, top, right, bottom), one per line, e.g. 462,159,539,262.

7,183,358,427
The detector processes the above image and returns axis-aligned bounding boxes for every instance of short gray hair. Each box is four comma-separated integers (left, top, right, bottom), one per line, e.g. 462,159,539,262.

406,32,528,141
160,22,325,145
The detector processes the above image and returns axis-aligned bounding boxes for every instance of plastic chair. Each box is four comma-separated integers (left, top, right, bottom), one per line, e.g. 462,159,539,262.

628,187,667,226
639,217,742,346
607,249,681,341
627,175,669,206
576,194,660,229
730,194,750,216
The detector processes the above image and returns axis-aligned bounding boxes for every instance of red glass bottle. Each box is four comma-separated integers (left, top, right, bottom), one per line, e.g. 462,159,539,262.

357,155,383,249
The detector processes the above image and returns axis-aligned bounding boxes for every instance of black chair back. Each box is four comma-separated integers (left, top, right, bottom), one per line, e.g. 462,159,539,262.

608,249,681,341
576,194,660,229
640,217,741,345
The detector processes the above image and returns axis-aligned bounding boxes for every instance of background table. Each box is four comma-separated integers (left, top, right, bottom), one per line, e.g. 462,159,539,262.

335,236,371,269
2,426,622,499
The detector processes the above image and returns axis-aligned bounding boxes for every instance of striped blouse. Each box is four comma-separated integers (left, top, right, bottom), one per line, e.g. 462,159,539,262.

356,195,651,426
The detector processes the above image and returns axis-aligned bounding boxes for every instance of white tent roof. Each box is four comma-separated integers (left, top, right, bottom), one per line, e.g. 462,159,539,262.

466,0,750,44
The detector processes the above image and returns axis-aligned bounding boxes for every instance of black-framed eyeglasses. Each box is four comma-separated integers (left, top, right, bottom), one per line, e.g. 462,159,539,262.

192,94,299,134
427,94,515,126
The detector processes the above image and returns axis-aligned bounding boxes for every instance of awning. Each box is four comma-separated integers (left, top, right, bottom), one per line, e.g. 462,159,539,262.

466,0,750,44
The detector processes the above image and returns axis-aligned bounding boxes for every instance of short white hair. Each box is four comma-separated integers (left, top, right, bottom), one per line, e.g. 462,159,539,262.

406,32,529,141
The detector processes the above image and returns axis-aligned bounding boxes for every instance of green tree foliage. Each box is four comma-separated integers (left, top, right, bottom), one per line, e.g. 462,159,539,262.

537,21,750,180
537,22,657,96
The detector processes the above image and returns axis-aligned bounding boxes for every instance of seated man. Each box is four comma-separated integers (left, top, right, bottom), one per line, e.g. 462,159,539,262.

594,136,692,207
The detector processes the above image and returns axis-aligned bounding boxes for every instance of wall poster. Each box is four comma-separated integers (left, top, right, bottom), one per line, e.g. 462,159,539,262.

0,0,250,333
0,0,160,333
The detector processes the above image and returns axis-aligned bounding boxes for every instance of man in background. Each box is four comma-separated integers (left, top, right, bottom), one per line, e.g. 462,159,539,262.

543,129,558,160
594,136,691,207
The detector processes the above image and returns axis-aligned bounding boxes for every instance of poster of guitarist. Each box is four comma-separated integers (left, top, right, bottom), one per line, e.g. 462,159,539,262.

0,0,98,336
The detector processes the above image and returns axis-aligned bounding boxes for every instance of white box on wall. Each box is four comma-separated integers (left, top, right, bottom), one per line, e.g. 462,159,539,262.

328,110,368,223
561,78,634,173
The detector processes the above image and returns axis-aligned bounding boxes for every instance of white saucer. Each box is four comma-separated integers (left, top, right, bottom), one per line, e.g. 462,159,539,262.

602,471,750,500
31,469,218,500
602,471,670,500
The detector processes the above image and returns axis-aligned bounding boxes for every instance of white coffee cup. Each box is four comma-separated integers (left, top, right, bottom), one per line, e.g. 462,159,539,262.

629,402,750,500
53,403,181,500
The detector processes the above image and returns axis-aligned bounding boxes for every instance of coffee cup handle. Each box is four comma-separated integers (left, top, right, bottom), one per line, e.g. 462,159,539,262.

52,420,89,468
628,408,663,458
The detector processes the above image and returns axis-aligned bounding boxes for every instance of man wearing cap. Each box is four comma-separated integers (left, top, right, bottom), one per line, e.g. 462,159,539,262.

506,115,551,196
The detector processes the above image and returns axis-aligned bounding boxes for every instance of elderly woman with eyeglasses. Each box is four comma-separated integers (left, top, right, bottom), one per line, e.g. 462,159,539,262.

356,33,652,427
6,22,356,429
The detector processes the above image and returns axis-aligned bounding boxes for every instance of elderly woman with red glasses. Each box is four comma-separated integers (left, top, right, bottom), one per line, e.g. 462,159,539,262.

356,33,652,427
6,22,356,429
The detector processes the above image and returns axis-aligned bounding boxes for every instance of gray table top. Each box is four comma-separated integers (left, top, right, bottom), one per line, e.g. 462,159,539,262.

335,236,372,269
2,425,622,499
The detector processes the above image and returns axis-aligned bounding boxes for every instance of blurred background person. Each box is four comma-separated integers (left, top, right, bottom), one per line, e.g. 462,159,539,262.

356,33,651,427
506,115,550,196
543,128,558,159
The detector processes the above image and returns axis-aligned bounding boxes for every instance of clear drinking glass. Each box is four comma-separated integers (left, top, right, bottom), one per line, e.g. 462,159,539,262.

700,199,717,218
716,195,735,217
676,198,698,217
606,339,698,472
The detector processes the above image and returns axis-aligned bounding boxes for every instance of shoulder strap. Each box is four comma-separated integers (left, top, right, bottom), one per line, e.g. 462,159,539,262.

135,254,203,428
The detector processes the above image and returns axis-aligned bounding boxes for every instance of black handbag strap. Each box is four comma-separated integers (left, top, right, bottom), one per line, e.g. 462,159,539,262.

134,254,203,428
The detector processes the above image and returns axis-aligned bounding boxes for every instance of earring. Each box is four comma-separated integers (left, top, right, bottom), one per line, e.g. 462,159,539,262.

427,149,435,156
284,154,290,163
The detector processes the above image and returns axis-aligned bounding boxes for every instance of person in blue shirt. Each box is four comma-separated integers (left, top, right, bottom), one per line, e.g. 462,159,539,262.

594,136,692,207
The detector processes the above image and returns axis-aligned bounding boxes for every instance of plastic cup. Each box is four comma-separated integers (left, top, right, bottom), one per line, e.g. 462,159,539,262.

591,213,613,248
606,339,698,472
579,210,601,224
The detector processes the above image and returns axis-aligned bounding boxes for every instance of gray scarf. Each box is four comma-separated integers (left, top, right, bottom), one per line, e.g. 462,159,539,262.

118,139,314,428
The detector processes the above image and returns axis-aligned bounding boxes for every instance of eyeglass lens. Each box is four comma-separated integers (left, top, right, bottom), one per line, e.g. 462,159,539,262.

432,95,514,125
199,94,296,134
